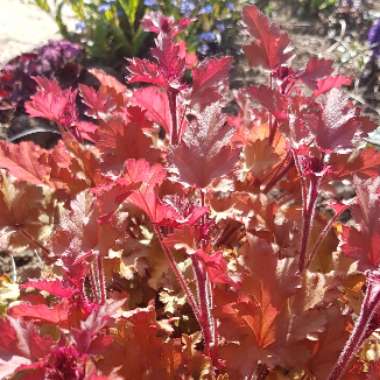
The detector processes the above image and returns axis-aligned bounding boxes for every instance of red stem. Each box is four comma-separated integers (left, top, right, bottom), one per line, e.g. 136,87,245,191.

298,175,320,273
198,189,218,365
268,73,276,145
262,151,293,193
90,261,100,304
191,256,213,356
97,254,107,304
168,88,178,145
19,228,51,257
306,205,348,268
153,225,201,322
327,271,380,380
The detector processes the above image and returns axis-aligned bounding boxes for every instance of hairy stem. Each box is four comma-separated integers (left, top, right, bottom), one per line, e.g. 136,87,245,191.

268,73,276,145
191,256,213,355
90,261,100,304
262,151,293,193
168,89,178,146
154,225,201,322
306,205,348,268
198,189,218,365
97,254,107,304
298,175,320,273
19,228,51,257
327,271,380,380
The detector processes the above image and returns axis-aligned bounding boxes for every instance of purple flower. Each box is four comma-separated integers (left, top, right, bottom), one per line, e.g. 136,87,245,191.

200,4,213,14
179,0,195,16
368,19,380,56
226,2,235,11
98,3,111,13
144,0,157,6
198,44,209,55
215,21,225,32
199,31,217,42
75,21,86,33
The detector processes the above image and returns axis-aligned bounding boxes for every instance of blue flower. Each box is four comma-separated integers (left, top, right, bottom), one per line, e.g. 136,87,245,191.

199,31,217,42
200,4,213,14
144,0,157,6
368,19,380,56
98,3,111,13
179,0,195,16
215,21,225,32
75,21,86,33
198,44,210,55
226,2,235,10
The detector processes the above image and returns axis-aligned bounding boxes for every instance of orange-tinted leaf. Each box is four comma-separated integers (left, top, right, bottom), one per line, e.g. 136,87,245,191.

341,177,380,270
94,109,160,173
171,103,241,188
0,141,50,185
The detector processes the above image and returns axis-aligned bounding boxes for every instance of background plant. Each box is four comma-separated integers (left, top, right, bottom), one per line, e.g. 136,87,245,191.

32,0,151,66
146,0,246,56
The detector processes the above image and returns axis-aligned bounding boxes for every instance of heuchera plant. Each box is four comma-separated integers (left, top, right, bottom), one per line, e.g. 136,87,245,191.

1,5,380,380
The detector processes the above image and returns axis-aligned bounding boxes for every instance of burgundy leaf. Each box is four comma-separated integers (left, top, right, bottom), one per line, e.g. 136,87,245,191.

248,85,288,121
191,57,232,108
298,57,334,89
242,5,292,69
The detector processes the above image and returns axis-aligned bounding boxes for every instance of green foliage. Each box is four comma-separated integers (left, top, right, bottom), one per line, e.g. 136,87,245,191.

32,0,151,65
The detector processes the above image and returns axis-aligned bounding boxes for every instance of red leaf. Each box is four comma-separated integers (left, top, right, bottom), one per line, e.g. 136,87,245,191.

313,75,352,96
330,147,380,179
0,141,50,185
94,109,160,172
79,84,118,119
304,89,373,151
74,299,126,354
142,13,191,37
194,249,236,286
122,159,171,224
341,177,380,269
25,77,78,128
133,87,172,134
191,57,232,108
150,34,186,89
127,58,167,87
0,317,54,378
248,85,288,121
242,5,292,69
21,280,76,299
171,103,241,188
8,302,69,324
128,35,186,91
89,68,127,94
298,57,334,88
